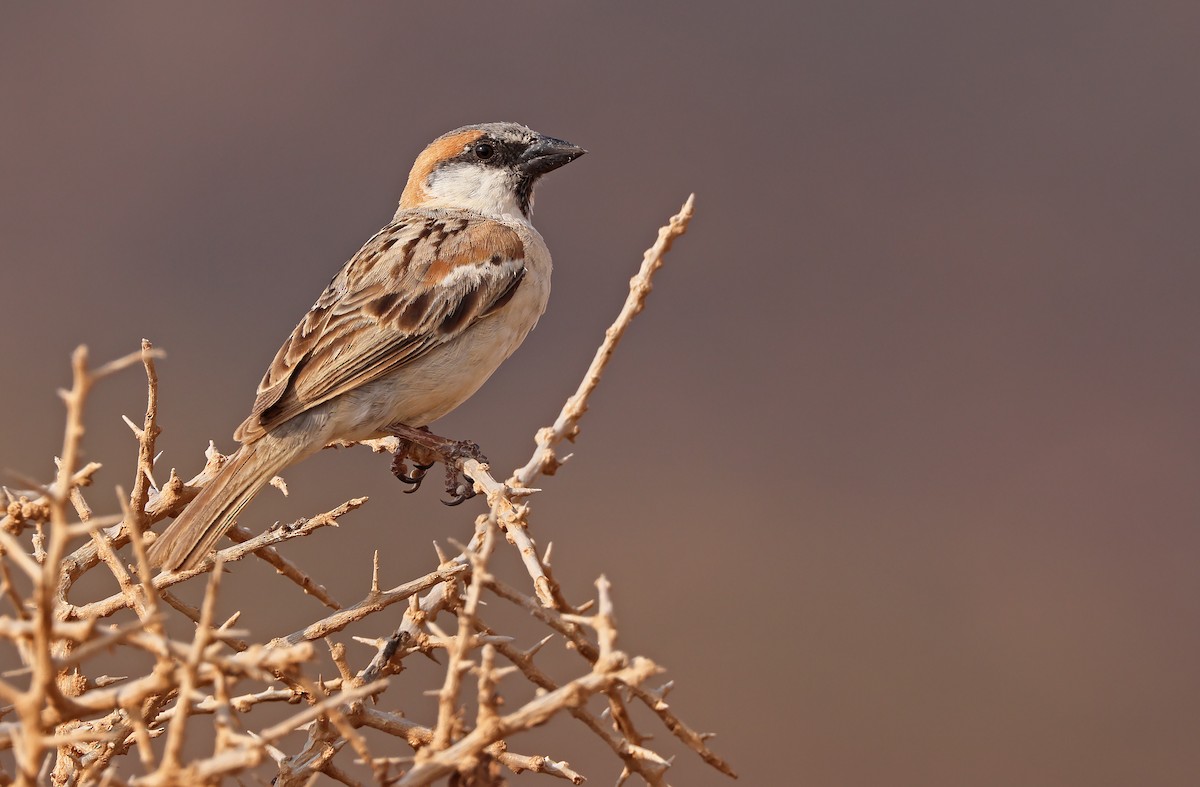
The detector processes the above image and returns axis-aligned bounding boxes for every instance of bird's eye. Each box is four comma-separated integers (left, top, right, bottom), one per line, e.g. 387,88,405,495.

473,142,495,160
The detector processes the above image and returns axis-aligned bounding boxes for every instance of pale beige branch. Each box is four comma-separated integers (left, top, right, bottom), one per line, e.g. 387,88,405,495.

226,524,342,611
271,562,468,648
511,194,695,487
0,199,738,785
69,497,367,620
357,707,584,784
0,463,102,536
394,657,661,786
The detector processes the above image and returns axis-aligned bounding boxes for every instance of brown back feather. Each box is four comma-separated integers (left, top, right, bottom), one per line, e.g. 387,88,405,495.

234,210,527,443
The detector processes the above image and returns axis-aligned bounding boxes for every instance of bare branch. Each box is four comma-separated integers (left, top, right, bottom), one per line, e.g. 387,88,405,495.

70,498,367,620
271,563,469,648
511,194,695,487
0,198,736,785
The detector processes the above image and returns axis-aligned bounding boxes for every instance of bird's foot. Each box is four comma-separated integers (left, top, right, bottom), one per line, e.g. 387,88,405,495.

384,424,487,505
439,440,486,506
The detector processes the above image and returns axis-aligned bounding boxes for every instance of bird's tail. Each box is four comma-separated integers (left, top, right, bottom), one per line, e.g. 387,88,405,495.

147,437,306,572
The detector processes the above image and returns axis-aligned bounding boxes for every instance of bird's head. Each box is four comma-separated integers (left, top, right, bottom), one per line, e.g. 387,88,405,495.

399,122,586,220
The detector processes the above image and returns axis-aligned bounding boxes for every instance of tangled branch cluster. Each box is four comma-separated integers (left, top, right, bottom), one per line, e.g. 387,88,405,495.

0,198,734,785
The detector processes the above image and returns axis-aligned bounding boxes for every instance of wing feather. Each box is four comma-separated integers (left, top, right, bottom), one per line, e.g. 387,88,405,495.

234,211,528,442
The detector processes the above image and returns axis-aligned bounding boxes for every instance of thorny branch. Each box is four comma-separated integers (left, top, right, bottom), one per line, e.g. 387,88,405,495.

0,196,733,785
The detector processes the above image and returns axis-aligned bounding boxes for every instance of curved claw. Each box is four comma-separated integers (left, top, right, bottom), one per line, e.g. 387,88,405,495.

441,476,476,507
399,460,435,493
393,454,432,489
395,469,422,484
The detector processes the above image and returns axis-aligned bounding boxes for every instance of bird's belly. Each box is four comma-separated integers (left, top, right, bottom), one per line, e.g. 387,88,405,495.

331,287,547,438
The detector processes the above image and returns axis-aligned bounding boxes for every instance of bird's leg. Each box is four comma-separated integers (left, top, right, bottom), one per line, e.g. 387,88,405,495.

383,423,486,505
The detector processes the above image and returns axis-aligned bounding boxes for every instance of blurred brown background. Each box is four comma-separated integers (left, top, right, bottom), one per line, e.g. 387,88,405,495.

3,2,1199,784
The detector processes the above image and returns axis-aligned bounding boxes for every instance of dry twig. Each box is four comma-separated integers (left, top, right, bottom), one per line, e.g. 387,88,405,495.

0,196,733,786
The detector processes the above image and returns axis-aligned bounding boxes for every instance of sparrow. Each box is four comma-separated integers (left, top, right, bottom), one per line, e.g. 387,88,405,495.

147,122,585,571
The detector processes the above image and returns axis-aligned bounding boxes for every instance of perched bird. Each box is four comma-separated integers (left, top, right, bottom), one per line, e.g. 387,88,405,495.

147,122,585,571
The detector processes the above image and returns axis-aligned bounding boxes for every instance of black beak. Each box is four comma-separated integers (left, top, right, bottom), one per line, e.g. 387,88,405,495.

520,135,586,177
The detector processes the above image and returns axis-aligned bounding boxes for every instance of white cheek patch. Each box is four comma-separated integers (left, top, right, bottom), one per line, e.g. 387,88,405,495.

425,164,525,219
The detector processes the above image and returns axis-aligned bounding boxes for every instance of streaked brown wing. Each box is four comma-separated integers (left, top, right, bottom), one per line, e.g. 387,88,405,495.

234,211,527,442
